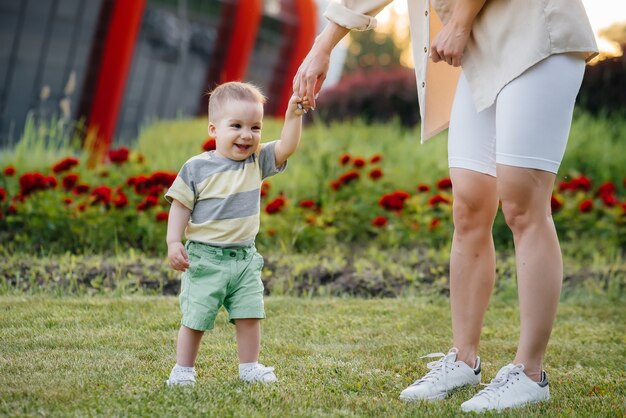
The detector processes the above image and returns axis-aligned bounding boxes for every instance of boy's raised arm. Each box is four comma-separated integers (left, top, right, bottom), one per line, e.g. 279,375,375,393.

274,95,308,167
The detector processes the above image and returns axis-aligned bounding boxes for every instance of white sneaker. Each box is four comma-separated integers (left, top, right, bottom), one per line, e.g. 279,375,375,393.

399,348,481,401
239,363,277,383
461,363,549,412
166,364,197,386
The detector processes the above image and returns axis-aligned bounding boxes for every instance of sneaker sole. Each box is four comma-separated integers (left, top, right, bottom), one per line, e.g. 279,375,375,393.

166,379,195,387
461,396,550,413
399,391,447,402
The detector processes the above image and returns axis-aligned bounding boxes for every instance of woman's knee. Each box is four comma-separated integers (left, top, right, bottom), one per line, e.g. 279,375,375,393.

452,196,497,235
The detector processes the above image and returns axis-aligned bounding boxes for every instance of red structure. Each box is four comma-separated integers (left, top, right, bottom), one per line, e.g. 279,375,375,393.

87,0,145,160
275,0,317,117
85,0,316,155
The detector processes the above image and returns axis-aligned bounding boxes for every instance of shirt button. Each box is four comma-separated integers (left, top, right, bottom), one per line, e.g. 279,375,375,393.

424,47,428,53
425,10,428,16
422,82,425,88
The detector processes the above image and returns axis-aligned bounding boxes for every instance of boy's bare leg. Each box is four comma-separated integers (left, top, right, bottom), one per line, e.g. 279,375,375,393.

235,319,261,363
176,325,204,367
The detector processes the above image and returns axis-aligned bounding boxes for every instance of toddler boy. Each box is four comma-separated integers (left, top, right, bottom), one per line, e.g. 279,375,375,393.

164,81,309,385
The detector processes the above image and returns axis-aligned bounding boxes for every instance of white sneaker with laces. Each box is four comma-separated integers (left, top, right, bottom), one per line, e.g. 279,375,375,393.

239,363,277,383
399,348,481,401
460,363,549,412
166,364,197,386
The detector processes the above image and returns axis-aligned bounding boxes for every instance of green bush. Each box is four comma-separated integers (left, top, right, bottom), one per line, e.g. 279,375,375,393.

0,113,624,256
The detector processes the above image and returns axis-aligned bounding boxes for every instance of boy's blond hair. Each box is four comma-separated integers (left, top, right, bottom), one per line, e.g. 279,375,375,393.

208,82,266,122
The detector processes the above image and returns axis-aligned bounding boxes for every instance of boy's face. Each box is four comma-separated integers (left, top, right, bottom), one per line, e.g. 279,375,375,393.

208,99,263,161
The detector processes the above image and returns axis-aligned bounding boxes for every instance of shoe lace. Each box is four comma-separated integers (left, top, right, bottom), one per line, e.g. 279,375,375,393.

410,352,452,386
473,364,524,402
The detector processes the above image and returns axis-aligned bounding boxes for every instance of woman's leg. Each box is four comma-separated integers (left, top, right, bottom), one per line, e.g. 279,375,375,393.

497,166,560,381
495,53,586,380
448,73,500,367
449,168,499,367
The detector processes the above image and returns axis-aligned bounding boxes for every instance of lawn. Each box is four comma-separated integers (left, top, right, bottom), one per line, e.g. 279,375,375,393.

1,296,623,417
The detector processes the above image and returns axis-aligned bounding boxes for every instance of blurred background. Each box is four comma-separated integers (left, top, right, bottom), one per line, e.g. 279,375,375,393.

1,0,624,150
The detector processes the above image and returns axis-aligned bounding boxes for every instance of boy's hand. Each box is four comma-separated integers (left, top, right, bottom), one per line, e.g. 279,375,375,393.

290,95,312,117
167,242,190,271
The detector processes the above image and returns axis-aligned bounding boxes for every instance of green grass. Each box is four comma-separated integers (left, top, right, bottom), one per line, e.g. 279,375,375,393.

1,296,623,417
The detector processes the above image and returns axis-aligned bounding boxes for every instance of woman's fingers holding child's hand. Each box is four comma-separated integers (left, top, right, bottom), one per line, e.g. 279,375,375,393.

294,96,312,116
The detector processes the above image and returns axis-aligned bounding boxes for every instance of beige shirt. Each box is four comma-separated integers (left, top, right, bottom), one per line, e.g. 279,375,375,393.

324,0,598,142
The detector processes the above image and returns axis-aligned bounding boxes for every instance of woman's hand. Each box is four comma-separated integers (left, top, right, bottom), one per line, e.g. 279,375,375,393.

292,44,330,109
430,21,471,67
431,0,486,67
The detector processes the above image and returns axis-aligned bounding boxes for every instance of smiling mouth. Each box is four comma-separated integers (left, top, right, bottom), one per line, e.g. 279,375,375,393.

234,144,252,151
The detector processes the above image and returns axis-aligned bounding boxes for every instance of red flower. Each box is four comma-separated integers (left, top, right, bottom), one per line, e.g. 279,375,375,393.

77,203,86,212
203,138,216,151
369,168,383,180
3,166,15,176
137,195,159,211
7,204,17,214
91,186,112,205
600,193,618,207
371,215,388,228
136,154,145,164
113,191,128,208
437,177,452,190
52,157,79,173
417,184,430,193
265,197,286,214
338,170,360,186
428,194,451,206
299,199,316,208
429,218,441,230
46,176,57,188
108,147,129,164
353,157,366,168
339,153,351,165
370,154,382,163
557,181,572,192
570,175,592,192
99,170,109,178
379,190,410,211
0,188,5,202
330,180,341,191
579,199,593,213
262,181,271,192
150,171,177,188
19,172,49,195
62,174,79,190
63,197,73,205
550,195,563,213
72,184,90,195
597,181,616,197
155,211,169,222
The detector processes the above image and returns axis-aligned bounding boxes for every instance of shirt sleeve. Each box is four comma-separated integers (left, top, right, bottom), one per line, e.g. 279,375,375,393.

164,162,196,210
259,141,287,180
324,0,393,31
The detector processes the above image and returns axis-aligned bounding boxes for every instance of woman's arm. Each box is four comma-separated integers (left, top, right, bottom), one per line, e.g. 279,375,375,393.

431,0,487,67
293,0,392,107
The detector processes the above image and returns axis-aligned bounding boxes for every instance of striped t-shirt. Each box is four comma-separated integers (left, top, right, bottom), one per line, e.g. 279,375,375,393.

165,141,285,247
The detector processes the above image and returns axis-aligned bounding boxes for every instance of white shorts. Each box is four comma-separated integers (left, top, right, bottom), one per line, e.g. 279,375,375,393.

448,54,586,176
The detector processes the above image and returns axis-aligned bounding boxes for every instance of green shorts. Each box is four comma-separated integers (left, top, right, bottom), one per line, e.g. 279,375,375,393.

179,241,265,331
